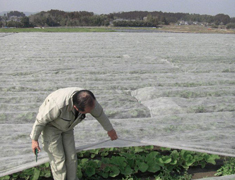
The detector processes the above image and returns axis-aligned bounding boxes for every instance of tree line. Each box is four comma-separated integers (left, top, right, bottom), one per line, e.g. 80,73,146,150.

1,10,235,29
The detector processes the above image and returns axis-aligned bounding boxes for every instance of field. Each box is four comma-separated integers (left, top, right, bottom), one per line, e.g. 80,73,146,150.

0,31,235,179
159,24,235,34
2,146,231,180
0,25,235,34
0,27,114,32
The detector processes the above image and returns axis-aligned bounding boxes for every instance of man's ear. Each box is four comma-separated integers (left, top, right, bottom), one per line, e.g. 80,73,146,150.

74,105,78,111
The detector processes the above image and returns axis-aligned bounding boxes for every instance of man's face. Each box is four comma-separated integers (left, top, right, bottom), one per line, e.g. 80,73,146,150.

79,105,94,114
73,101,95,114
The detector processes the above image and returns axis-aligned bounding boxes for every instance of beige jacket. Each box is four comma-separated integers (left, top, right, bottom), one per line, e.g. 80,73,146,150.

30,87,113,141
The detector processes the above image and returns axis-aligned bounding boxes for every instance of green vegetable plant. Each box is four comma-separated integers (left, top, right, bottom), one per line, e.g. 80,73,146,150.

0,163,51,180
215,157,235,176
0,146,222,180
76,146,220,180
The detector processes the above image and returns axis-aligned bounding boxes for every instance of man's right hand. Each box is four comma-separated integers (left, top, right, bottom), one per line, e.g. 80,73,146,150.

32,140,41,154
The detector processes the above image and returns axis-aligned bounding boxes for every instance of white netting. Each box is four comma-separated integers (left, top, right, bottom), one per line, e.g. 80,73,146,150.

0,32,235,179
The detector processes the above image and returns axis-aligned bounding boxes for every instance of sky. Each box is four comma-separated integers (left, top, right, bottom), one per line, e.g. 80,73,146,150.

0,0,235,17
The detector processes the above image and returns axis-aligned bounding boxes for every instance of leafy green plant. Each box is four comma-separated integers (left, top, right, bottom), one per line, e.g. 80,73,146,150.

76,146,220,179
0,163,51,180
0,146,222,180
215,157,235,176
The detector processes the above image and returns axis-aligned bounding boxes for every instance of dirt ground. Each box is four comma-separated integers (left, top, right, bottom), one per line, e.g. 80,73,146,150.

188,159,223,179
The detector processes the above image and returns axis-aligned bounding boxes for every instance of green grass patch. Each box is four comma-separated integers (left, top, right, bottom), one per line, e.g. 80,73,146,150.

0,27,115,33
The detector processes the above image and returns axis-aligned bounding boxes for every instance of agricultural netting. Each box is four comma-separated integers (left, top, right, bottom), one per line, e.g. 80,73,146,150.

0,32,235,179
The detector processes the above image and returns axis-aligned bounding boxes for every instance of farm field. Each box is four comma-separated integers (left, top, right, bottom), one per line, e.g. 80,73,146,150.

159,24,235,34
0,25,235,34
0,27,114,33
0,32,235,179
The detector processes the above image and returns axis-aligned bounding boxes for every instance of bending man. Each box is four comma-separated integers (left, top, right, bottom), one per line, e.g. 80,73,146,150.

30,87,118,180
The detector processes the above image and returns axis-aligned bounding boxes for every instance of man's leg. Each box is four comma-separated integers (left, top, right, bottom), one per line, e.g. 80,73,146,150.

62,129,79,180
42,125,67,180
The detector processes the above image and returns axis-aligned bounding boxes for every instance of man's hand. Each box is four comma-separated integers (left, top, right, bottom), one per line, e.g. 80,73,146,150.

107,129,118,141
32,140,41,154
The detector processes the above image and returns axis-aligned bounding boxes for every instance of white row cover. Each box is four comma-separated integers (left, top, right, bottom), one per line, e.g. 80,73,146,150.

0,32,235,179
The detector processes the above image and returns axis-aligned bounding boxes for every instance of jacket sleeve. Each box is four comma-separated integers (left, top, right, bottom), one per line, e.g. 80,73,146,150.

30,97,60,141
90,100,113,131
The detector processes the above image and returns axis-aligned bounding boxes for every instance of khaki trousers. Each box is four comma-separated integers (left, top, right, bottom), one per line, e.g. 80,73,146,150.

42,124,79,180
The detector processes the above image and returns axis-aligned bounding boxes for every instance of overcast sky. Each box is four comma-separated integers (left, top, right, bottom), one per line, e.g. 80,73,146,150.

1,0,235,17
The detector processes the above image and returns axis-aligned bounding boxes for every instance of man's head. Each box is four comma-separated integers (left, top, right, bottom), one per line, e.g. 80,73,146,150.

73,90,96,114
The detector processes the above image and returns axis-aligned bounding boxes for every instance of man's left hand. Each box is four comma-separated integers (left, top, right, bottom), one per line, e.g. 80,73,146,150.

108,129,118,141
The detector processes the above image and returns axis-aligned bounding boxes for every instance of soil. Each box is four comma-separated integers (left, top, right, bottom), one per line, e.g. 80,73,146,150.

188,159,224,179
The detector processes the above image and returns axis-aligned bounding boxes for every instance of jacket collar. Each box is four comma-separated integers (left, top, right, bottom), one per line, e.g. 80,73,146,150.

68,90,79,112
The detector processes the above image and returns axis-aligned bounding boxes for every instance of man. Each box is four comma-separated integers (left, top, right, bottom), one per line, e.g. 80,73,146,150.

30,87,118,180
